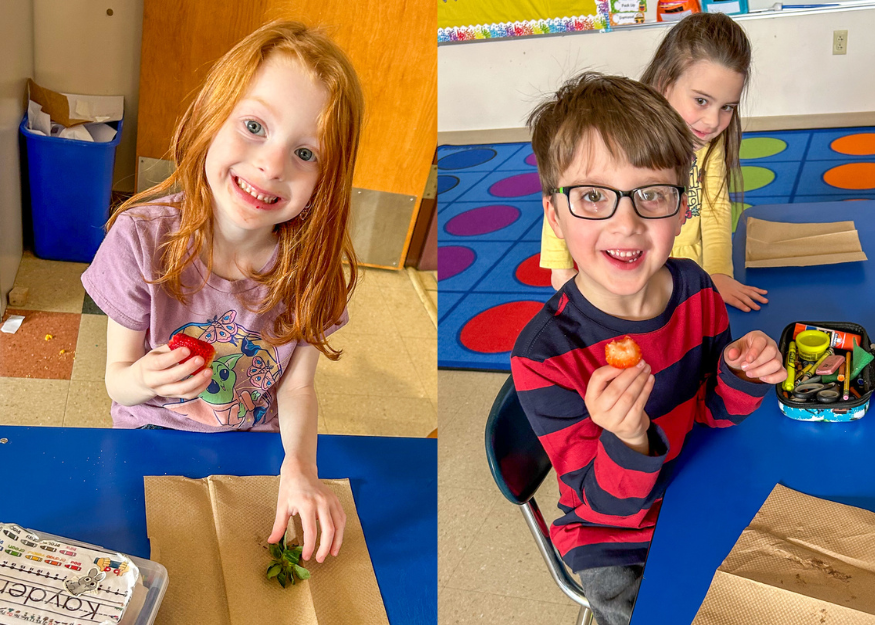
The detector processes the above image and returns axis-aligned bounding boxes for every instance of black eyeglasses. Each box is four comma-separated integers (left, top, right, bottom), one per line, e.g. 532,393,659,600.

549,184,686,220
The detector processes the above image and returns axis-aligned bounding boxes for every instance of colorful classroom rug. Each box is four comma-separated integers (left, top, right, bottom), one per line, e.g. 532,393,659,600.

437,127,875,371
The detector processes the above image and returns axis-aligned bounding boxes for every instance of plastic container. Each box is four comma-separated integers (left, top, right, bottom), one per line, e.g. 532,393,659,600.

700,0,748,14
775,320,874,423
1,525,167,624
20,114,123,263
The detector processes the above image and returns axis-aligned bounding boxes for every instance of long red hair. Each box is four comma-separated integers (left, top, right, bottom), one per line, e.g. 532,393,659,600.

109,21,363,360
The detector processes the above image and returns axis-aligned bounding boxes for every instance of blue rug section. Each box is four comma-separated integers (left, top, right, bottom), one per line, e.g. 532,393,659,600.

438,127,875,371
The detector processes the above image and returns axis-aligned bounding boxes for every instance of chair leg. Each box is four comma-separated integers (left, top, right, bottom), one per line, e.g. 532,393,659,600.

575,605,594,625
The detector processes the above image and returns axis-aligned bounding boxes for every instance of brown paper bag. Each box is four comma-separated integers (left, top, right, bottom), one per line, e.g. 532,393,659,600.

693,484,875,624
744,217,867,268
144,475,389,625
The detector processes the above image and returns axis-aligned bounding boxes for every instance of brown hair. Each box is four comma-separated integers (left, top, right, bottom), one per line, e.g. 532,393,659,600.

109,21,364,360
528,72,695,197
640,12,751,205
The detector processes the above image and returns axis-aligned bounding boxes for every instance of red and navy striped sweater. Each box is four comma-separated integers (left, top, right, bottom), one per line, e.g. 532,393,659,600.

510,259,771,572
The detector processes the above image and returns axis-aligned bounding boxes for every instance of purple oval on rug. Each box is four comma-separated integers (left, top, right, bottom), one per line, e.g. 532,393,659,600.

438,246,476,281
489,172,542,198
445,205,520,236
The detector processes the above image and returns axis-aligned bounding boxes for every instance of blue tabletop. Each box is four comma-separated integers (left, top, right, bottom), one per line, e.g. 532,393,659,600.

0,427,436,625
631,201,875,624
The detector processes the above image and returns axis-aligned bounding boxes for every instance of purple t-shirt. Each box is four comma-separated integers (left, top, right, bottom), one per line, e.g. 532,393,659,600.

81,201,346,432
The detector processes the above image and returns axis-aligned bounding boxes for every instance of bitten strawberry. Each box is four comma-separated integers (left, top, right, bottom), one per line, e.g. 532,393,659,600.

168,333,215,373
605,336,642,369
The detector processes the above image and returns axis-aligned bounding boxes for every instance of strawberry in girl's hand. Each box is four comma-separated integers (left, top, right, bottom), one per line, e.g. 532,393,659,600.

605,336,642,369
168,333,215,373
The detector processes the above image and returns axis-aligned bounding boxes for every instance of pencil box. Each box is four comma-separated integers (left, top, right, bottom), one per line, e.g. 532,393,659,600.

0,523,168,625
775,321,874,422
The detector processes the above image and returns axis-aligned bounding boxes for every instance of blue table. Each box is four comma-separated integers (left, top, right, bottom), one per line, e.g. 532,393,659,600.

0,427,436,625
631,201,875,624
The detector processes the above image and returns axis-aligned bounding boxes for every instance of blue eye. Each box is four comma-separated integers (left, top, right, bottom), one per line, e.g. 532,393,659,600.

295,147,316,162
245,120,264,135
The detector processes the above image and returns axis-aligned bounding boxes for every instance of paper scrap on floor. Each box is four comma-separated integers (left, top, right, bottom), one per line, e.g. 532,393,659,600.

144,475,389,625
693,484,875,624
744,217,867,268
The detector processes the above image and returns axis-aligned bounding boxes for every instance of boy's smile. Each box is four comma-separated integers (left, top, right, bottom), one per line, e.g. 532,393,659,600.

545,137,686,319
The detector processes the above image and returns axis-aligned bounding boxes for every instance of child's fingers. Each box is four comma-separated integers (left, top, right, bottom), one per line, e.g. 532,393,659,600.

600,362,651,408
151,356,207,388
314,502,335,563
744,288,769,304
268,507,290,544
157,368,213,398
611,364,652,414
299,507,318,562
330,504,346,557
625,374,654,420
153,345,190,369
725,295,751,313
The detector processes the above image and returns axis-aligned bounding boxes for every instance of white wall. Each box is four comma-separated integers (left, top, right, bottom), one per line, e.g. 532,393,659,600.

0,0,34,315
438,7,875,132
33,0,144,192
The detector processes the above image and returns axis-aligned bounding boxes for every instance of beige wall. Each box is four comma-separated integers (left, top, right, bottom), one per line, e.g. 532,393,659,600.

0,0,34,316
33,0,144,192
438,7,875,132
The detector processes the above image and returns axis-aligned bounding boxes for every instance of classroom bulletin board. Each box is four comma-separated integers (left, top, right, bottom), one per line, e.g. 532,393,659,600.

438,0,609,42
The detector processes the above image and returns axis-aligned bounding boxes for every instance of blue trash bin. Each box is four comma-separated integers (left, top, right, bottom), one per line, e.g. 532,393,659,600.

20,114,123,263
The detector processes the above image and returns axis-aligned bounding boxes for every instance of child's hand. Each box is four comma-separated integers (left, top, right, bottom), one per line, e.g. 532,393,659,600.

551,268,577,291
270,459,346,564
711,273,768,312
132,344,214,400
585,360,655,453
724,331,787,384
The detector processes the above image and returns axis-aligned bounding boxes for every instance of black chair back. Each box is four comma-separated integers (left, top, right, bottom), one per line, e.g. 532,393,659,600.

484,376,552,505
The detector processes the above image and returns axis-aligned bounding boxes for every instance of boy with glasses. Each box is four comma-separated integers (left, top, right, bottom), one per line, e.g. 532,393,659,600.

510,73,786,625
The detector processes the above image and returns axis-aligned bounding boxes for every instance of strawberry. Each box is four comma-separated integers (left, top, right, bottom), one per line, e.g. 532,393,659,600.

168,333,215,373
605,336,642,369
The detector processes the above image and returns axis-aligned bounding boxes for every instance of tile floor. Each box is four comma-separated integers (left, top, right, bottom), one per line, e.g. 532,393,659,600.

0,251,437,436
438,369,584,625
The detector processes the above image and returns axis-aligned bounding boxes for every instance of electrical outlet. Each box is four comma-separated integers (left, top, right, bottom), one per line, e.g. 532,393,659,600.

833,30,848,55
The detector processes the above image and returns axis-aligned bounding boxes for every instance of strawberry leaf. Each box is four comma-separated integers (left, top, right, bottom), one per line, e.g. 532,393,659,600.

277,572,287,588
293,564,311,580
268,543,283,560
282,550,300,564
267,563,281,579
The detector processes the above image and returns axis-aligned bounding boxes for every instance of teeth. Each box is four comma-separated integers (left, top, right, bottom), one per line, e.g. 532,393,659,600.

235,177,278,204
606,250,642,262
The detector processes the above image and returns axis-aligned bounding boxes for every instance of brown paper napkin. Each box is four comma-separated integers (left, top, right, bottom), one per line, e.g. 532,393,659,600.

744,217,867,268
144,475,389,625
693,484,875,624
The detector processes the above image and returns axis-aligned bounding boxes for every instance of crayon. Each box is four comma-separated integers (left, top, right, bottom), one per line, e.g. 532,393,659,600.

851,387,862,399
800,350,832,382
782,341,797,391
843,354,851,401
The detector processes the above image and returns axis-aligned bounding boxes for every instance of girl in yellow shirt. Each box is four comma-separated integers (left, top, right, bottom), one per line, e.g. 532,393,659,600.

541,13,768,313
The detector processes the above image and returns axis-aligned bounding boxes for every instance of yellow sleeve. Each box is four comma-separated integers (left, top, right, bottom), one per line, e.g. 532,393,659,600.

539,216,574,269
698,139,734,277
